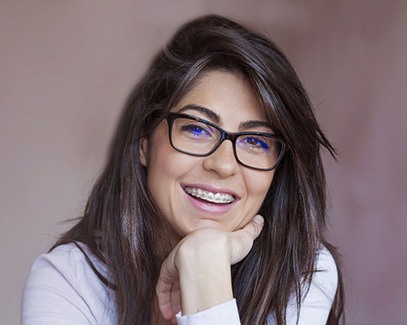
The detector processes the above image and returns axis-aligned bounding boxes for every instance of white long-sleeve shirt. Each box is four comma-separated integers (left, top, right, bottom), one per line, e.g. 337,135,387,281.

21,243,338,324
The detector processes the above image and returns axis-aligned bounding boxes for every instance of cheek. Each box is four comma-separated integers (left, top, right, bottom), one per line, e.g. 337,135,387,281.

245,171,274,204
233,171,273,231
146,121,200,181
145,128,197,212
147,134,195,182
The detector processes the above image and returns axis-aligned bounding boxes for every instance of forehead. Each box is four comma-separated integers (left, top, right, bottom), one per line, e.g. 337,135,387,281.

172,70,267,126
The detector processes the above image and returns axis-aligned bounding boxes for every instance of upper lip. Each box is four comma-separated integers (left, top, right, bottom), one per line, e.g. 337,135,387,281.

181,183,241,200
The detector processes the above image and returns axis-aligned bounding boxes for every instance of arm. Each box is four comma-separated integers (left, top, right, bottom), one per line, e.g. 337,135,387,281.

156,215,264,324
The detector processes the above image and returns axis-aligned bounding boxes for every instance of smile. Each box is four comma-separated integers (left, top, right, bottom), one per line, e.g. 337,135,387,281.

184,187,236,204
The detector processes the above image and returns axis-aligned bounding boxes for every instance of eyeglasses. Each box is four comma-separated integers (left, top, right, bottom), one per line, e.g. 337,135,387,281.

166,112,286,171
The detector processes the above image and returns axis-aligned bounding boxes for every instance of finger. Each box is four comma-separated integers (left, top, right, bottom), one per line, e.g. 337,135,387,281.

242,214,264,240
229,214,264,264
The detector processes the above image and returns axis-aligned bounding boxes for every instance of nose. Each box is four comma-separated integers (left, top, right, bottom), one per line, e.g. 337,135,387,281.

202,139,239,177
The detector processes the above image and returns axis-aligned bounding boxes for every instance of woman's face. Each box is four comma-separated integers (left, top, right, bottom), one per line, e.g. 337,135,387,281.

140,71,275,239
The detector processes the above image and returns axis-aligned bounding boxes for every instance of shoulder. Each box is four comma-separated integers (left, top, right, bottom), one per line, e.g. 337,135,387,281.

26,243,85,289
312,245,339,301
22,243,116,324
29,242,90,272
28,243,89,270
279,245,339,325
294,245,338,323
27,243,110,289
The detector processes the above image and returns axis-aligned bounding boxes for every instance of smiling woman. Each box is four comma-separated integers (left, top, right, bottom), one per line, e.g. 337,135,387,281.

21,15,344,325
140,71,276,237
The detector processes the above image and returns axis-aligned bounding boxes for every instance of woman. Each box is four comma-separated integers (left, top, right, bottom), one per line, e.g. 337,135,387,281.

22,15,344,324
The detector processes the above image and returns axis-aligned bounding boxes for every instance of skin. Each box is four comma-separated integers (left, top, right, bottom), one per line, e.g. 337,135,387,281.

140,71,275,323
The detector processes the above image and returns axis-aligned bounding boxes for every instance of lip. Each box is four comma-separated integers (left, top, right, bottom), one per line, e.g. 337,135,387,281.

181,183,240,214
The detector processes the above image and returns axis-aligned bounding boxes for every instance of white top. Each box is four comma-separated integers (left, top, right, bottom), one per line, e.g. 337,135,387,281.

21,243,338,325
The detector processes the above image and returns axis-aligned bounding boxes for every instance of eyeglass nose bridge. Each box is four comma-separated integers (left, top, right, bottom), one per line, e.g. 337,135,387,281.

205,129,241,160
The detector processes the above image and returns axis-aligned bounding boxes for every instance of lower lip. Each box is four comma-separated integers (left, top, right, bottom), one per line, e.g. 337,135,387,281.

183,188,238,214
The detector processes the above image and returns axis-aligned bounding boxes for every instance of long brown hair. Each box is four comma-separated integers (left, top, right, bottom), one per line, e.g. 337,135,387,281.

54,14,344,324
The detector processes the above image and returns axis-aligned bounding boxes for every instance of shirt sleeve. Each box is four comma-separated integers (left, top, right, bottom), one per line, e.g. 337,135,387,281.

176,299,241,325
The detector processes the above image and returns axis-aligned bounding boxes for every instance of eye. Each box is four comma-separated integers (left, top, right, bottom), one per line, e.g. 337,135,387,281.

238,135,270,152
180,123,212,139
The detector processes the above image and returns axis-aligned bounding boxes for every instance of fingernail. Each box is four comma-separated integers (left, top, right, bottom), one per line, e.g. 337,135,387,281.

253,214,264,226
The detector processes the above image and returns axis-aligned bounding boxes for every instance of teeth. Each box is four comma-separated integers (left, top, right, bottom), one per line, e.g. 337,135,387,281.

185,187,235,204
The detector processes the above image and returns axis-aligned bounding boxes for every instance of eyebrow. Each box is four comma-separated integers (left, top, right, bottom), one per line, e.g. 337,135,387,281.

177,105,220,124
239,120,271,130
177,104,272,132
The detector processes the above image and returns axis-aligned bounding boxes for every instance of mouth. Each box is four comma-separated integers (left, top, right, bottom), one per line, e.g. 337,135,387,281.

183,186,237,205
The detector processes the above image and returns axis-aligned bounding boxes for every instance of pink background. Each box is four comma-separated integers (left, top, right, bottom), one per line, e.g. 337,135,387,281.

1,1,406,324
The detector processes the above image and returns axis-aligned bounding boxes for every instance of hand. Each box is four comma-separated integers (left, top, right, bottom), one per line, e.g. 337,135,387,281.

156,214,264,323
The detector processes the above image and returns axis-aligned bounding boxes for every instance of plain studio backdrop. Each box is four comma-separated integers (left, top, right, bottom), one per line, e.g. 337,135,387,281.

1,1,406,324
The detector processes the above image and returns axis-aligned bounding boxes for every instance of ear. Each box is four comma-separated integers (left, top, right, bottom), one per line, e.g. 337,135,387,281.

139,137,148,167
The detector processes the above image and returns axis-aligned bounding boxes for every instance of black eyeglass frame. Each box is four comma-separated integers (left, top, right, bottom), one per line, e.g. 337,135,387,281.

166,112,287,171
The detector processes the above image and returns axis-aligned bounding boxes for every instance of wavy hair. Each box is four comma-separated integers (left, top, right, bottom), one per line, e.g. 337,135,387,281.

54,14,344,324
